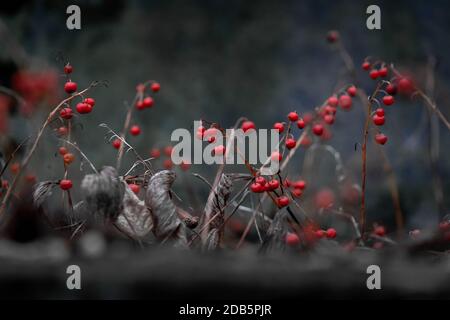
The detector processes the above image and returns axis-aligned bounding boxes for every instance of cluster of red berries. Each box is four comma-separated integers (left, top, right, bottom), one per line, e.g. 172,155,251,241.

284,178,307,198
285,227,337,246
135,82,160,110
196,123,226,157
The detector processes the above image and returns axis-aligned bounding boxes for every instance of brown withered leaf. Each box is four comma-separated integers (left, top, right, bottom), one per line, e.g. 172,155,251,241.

81,166,124,220
145,170,187,247
115,182,153,238
202,173,233,250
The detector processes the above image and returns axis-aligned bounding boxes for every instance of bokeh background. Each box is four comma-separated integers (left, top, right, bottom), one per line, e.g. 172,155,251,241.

0,0,449,233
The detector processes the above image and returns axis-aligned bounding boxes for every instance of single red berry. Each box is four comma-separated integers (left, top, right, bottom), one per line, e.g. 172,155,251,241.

347,85,357,97
285,138,296,149
213,145,225,156
288,112,299,122
293,180,306,189
326,228,337,239
25,174,36,183
10,163,20,174
326,30,339,43
151,82,161,92
143,96,154,108
375,108,385,117
285,232,300,246
339,94,352,110
64,64,73,74
64,81,77,94
273,122,285,133
268,179,280,190
163,159,173,169
60,108,73,119
129,183,140,194
271,151,282,162
386,83,397,95
250,182,264,193
60,179,73,190
130,125,141,136
276,195,290,208
382,95,395,106
63,153,75,165
398,77,414,95
373,114,385,126
379,67,388,77
297,118,306,129
369,69,379,80
180,161,191,171
324,114,334,124
255,176,266,185
150,148,161,158
112,139,122,149
76,102,92,114
241,121,256,133
362,61,371,70
59,147,68,156
327,96,339,107
58,126,68,136
374,225,386,237
291,188,303,198
312,124,324,136
84,98,95,106
324,105,336,115
164,145,173,157
136,100,146,110
375,133,388,145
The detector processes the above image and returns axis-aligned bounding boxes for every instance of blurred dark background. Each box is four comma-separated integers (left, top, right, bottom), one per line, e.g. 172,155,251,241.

0,0,449,231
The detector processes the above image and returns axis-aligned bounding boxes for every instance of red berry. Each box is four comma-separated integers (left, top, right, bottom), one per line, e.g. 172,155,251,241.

312,124,324,136
339,94,352,110
326,228,337,239
180,161,191,171
375,108,385,117
379,67,388,77
347,86,357,97
324,105,337,115
130,125,141,136
64,64,73,74
164,145,173,157
112,139,121,149
196,126,206,139
369,69,379,80
10,163,20,174
326,30,339,43
63,153,75,165
285,232,300,246
382,95,395,106
293,180,306,189
285,138,296,149
386,83,397,95
59,147,68,156
271,151,282,162
374,226,386,237
129,183,140,194
315,230,326,238
323,114,334,125
287,112,299,122
76,102,92,114
150,148,161,158
151,82,161,92
213,145,225,156
373,114,385,126
84,97,95,106
268,179,280,190
297,118,306,129
276,196,290,208
241,121,256,133
136,100,145,110
375,133,388,145
203,128,218,141
327,96,339,107
315,188,335,209
58,126,68,136
143,97,154,108
398,77,414,95
25,174,36,183
291,188,303,198
273,122,284,133
362,61,371,70
255,176,266,185
64,81,77,94
60,179,73,190
60,108,73,119
250,183,264,193
163,159,173,169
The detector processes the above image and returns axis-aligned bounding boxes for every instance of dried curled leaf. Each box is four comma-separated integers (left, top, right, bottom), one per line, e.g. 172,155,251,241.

202,174,233,249
145,170,187,247
81,166,123,220
115,181,153,238
33,181,58,207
